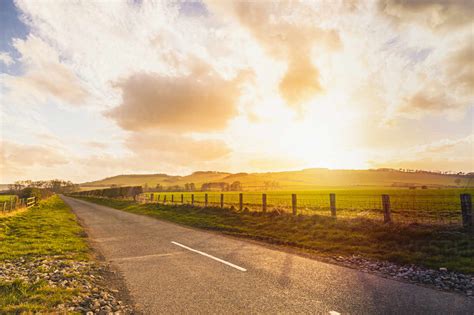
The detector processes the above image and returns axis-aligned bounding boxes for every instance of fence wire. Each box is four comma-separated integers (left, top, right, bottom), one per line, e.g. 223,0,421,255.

140,191,471,226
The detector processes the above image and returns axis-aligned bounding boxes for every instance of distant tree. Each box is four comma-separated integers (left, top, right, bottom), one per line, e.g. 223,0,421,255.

167,185,182,192
230,181,242,191
263,181,280,190
155,184,163,191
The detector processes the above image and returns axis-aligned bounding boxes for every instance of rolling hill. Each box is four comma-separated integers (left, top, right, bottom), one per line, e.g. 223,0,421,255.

80,168,473,191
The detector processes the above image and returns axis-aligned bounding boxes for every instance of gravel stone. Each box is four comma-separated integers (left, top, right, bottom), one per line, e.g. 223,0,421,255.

330,254,473,297
0,256,133,314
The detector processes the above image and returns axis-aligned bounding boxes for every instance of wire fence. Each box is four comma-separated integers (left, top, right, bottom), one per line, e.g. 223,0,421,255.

137,191,473,228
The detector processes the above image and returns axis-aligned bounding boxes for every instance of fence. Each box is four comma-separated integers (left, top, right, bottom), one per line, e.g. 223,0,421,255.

137,191,473,229
1,196,37,214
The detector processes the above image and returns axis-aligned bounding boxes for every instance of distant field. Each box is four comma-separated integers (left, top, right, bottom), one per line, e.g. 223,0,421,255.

0,195,17,202
143,188,474,225
82,169,473,190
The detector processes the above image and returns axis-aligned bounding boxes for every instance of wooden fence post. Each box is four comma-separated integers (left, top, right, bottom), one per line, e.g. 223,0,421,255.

292,194,297,215
239,193,243,211
181,194,184,204
460,194,473,230
171,195,174,203
262,193,267,213
163,195,167,203
191,194,194,205
150,194,154,202
330,193,336,217
220,194,224,208
9,196,13,211
382,194,392,223
205,193,208,207
158,194,160,201
2,202,5,212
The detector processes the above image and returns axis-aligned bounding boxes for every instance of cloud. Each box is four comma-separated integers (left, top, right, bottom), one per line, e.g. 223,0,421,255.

206,1,341,109
83,141,108,149
379,0,474,30
72,131,232,180
368,0,474,119
0,52,14,66
372,134,474,172
1,141,68,167
106,63,244,132
2,36,88,106
125,131,231,164
0,141,69,181
445,43,474,93
421,135,473,154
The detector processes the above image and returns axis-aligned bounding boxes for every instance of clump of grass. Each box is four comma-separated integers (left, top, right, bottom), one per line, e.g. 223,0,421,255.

78,196,474,274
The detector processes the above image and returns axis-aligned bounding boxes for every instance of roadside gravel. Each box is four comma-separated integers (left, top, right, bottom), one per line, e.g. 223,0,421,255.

0,256,133,314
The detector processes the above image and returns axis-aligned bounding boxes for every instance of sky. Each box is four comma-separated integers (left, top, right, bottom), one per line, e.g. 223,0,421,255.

0,0,473,184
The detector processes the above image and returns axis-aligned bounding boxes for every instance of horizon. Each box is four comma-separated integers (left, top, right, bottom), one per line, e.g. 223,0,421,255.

1,0,473,183
2,166,473,186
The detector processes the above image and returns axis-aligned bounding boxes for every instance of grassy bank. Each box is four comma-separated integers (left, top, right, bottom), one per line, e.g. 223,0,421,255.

0,195,89,313
78,196,474,274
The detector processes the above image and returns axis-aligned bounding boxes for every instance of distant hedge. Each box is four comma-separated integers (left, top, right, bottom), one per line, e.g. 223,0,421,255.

18,187,54,200
72,186,143,199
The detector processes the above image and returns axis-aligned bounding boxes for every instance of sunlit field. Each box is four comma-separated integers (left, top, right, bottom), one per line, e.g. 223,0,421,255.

0,195,17,202
143,188,474,226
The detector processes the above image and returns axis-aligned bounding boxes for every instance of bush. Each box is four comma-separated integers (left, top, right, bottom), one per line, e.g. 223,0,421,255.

72,186,143,199
18,188,53,200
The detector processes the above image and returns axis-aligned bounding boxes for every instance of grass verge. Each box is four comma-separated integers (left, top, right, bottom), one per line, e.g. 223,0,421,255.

0,195,89,313
77,196,474,274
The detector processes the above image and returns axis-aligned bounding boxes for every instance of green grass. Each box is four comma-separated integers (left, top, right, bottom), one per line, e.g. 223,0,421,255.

144,188,473,225
0,195,17,202
78,196,474,274
0,279,79,314
0,195,89,313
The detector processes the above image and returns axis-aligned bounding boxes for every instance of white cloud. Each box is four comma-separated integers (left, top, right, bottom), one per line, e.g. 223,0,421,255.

0,52,14,66
2,35,88,106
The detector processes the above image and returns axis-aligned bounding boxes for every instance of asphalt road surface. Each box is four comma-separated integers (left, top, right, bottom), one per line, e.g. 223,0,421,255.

61,196,474,314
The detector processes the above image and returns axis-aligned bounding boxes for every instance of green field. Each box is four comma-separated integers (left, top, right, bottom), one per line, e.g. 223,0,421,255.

143,188,473,225
0,195,17,202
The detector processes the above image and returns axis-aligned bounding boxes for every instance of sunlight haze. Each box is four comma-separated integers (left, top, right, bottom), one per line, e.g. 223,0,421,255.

1,0,473,183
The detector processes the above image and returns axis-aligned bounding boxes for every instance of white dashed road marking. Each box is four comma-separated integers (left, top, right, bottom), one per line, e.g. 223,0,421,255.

171,241,247,272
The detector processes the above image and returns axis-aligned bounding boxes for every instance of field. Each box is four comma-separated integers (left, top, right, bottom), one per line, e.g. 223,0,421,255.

143,187,474,226
0,195,17,202
81,168,473,191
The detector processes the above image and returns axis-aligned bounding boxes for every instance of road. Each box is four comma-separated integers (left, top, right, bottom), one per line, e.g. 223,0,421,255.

61,196,474,314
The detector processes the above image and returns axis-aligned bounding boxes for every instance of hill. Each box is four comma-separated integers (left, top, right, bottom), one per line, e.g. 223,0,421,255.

80,169,473,191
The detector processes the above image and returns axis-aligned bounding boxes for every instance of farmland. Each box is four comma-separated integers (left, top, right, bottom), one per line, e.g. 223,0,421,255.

142,187,474,226
0,195,17,202
80,168,473,192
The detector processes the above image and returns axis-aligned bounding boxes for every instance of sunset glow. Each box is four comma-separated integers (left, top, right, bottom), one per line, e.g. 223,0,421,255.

1,0,473,183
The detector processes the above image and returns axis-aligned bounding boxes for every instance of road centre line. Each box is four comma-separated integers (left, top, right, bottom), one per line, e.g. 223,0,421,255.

171,241,247,272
